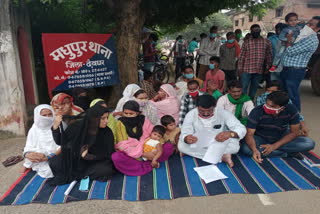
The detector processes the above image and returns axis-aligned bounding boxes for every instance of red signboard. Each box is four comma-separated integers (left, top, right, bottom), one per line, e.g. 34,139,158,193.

42,33,119,96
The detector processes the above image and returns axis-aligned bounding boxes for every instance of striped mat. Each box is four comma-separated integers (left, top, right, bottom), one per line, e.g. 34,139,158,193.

1,152,320,205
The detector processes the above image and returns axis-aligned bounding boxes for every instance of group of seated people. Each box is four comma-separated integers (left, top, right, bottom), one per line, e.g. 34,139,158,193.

22,70,315,186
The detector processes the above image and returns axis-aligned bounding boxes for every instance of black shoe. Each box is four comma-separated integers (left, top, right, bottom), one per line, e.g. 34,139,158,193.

288,152,304,160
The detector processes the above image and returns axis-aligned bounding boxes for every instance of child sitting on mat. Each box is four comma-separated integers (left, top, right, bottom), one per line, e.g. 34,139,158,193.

161,115,181,152
143,125,166,168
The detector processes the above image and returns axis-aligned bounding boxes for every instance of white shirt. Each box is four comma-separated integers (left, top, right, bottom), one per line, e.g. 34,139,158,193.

180,107,246,142
216,94,254,119
198,37,221,65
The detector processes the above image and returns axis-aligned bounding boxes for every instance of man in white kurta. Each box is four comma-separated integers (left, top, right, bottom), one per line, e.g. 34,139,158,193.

216,80,254,125
178,95,246,167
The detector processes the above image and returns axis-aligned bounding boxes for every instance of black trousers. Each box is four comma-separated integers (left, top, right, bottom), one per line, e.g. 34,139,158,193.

175,57,186,79
49,154,114,185
222,69,237,83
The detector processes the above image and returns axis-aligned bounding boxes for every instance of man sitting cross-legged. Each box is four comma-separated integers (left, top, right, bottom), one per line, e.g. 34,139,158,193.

241,91,315,163
178,95,246,167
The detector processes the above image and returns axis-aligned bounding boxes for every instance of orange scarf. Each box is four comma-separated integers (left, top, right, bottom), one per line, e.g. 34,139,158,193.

226,41,241,57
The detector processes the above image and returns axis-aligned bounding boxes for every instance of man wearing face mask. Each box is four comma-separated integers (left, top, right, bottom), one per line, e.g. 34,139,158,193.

198,26,221,81
178,95,246,167
234,29,244,47
238,24,272,100
220,32,241,82
281,16,320,113
179,80,204,126
241,91,315,163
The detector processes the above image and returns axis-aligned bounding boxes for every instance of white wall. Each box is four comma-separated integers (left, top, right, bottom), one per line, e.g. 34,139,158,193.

0,0,27,136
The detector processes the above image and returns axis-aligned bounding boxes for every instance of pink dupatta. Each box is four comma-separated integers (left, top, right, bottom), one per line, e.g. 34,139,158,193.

115,117,154,158
150,84,180,124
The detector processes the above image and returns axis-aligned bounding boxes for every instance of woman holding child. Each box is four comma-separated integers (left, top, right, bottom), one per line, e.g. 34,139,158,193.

112,101,174,176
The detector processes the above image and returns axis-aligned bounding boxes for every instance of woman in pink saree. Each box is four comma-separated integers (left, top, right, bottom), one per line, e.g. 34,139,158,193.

150,84,180,125
111,101,174,176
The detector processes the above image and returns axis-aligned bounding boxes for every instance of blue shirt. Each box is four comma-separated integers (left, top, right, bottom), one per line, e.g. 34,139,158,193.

279,25,303,42
247,104,300,143
282,34,319,68
188,41,199,53
255,92,304,121
268,35,280,61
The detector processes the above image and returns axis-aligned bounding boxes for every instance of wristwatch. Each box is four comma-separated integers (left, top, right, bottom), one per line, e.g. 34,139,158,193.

230,131,235,138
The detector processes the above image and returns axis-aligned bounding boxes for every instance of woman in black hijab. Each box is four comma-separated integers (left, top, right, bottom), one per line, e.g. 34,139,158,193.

118,101,145,140
49,105,115,185
72,88,91,111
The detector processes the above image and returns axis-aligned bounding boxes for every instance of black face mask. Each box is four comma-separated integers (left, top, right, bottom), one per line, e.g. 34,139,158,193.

74,96,90,111
251,32,260,38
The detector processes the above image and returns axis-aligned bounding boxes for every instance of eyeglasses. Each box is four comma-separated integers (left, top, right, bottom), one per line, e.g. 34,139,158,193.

198,108,214,115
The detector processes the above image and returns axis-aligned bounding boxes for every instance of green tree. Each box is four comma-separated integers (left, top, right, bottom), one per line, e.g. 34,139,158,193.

28,0,281,103
246,0,282,19
166,13,233,41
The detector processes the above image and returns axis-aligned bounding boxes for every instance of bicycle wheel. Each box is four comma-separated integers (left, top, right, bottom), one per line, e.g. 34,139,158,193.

155,66,169,83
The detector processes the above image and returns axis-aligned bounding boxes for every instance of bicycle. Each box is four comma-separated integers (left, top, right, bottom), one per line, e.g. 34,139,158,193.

138,54,170,83
153,54,170,83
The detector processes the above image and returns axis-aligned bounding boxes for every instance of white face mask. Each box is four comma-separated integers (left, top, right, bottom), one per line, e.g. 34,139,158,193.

135,98,148,107
296,25,316,43
35,115,54,130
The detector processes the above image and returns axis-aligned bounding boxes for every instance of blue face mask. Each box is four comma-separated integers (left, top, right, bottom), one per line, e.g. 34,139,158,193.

221,40,227,44
227,39,235,43
151,41,156,45
183,73,194,79
79,176,90,191
210,33,217,38
209,64,215,70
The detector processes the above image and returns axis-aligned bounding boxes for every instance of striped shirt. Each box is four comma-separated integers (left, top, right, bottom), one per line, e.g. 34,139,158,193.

282,34,319,68
198,37,221,65
247,104,300,143
179,92,204,126
238,37,272,74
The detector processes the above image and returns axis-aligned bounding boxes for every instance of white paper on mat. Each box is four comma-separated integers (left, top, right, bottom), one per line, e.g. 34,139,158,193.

194,165,228,184
64,180,77,196
202,141,227,164
190,130,216,149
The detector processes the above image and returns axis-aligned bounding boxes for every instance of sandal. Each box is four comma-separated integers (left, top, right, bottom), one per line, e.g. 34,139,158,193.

2,155,24,167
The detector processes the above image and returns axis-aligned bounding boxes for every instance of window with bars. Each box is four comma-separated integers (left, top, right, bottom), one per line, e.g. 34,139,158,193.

307,1,320,8
275,7,284,17
249,15,253,22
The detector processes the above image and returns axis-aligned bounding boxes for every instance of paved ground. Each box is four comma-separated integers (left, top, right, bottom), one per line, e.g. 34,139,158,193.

0,80,320,214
